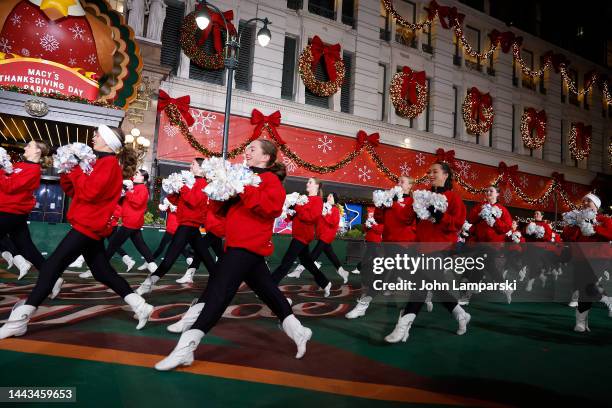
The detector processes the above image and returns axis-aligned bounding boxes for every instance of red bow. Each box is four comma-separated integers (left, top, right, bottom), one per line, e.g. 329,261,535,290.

583,70,598,90
251,109,285,145
425,0,441,21
489,30,516,53
438,5,465,29
552,172,565,185
543,51,568,73
310,36,342,82
525,108,547,141
356,130,380,147
435,148,455,165
498,161,518,184
195,6,236,53
400,67,426,105
468,87,493,123
158,90,195,127
573,122,592,152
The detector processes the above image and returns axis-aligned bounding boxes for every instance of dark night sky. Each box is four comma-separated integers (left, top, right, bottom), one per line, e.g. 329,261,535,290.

461,0,612,68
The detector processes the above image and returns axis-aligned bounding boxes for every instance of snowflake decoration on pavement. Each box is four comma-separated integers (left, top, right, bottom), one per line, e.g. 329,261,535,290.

10,14,21,26
68,58,77,66
0,38,12,53
35,18,46,28
455,160,471,179
190,111,217,134
69,24,85,40
357,166,372,181
85,54,97,65
163,123,179,138
519,174,529,189
399,162,411,176
40,34,59,52
503,188,513,204
282,156,297,173
317,135,333,154
20,48,29,57
415,153,426,167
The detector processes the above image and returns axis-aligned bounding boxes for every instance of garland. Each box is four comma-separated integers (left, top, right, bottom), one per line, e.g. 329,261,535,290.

179,8,236,70
389,67,428,119
520,108,547,149
462,87,494,136
569,122,592,161
0,85,120,109
298,37,345,97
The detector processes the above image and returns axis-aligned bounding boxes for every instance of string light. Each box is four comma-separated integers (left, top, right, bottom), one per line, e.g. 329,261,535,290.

520,109,547,149
512,43,550,78
462,91,494,136
454,23,498,61
568,123,591,161
559,66,597,97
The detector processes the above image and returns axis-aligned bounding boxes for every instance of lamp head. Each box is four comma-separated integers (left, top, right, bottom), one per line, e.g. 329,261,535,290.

196,2,211,30
257,19,271,47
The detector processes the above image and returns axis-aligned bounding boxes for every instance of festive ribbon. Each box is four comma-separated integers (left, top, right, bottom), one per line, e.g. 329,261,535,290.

251,109,285,145
468,87,493,123
498,161,518,185
525,108,547,140
438,4,465,29
356,130,380,147
573,122,592,152
425,0,441,22
489,30,516,53
435,148,455,165
158,90,195,127
400,67,426,105
195,6,236,52
310,36,342,82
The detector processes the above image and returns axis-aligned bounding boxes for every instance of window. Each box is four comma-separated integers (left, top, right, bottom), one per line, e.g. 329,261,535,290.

235,21,255,91
378,64,387,121
561,80,566,103
425,78,431,132
340,51,353,113
488,127,493,147
305,38,331,109
287,0,302,11
342,0,356,28
452,86,458,138
422,9,433,53
464,26,481,71
160,1,185,75
568,69,579,106
521,50,535,90
379,3,391,41
309,0,335,20
395,1,417,49
281,36,298,100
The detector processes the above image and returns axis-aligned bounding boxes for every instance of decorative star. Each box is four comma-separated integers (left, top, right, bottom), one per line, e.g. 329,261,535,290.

40,0,78,19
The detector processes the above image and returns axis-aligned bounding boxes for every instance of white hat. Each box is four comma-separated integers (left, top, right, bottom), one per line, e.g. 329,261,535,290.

583,193,601,209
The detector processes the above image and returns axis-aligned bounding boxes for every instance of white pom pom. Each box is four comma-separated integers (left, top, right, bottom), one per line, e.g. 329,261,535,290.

580,222,595,237
322,202,332,216
412,190,433,220
0,147,13,174
123,179,134,191
201,158,261,201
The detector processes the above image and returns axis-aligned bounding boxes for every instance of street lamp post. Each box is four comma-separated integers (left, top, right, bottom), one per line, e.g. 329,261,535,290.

125,127,151,165
195,0,272,159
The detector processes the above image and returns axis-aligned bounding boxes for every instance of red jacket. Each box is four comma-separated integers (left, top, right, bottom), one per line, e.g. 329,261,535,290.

316,205,340,244
289,195,323,245
408,189,466,244
0,162,41,214
205,199,226,238
60,154,122,240
374,197,417,242
524,220,553,242
467,202,513,243
110,204,122,228
365,222,384,243
561,215,612,243
166,210,179,234
121,183,148,229
167,177,208,227
505,229,525,252
218,170,285,257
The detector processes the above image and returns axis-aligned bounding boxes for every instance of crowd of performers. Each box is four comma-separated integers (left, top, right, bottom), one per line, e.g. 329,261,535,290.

0,125,610,372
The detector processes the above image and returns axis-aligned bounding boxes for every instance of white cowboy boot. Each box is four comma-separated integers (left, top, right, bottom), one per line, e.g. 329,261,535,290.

13,255,31,280
137,262,148,271
186,257,193,266
503,288,513,304
49,278,64,299
345,295,372,319
574,309,590,332
147,262,158,274
122,255,136,272
0,300,36,339
155,329,204,371
2,251,13,269
452,305,471,335
568,290,579,307
124,293,154,330
323,282,331,297
79,270,93,279
167,301,205,333
281,315,312,359
176,268,196,284
600,296,612,318
384,312,415,343
69,255,85,269
337,267,349,284
287,264,304,278
136,275,159,296
425,290,434,312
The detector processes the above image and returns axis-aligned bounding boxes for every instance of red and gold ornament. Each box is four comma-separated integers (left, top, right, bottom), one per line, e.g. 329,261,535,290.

462,87,494,136
298,36,345,97
520,108,547,149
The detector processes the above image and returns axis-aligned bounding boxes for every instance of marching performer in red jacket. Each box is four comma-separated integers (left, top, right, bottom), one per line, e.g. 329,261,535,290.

271,178,337,298
155,139,312,371
135,158,216,295
385,162,470,343
0,141,50,279
105,169,157,272
561,193,612,332
523,210,554,291
0,126,154,339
